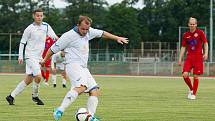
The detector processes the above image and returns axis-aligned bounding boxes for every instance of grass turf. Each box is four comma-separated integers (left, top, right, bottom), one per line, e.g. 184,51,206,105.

0,75,215,121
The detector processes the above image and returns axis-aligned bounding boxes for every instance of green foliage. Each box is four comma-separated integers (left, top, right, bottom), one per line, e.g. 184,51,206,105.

0,0,213,52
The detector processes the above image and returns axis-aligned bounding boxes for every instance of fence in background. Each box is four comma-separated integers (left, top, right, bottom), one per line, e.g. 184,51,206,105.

1,60,215,76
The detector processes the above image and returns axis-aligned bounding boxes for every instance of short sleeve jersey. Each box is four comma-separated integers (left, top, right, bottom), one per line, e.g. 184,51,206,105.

50,27,103,67
181,29,207,55
19,22,57,60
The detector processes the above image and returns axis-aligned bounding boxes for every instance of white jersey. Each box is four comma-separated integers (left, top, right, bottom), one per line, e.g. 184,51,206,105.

50,27,103,67
51,52,65,64
19,22,57,60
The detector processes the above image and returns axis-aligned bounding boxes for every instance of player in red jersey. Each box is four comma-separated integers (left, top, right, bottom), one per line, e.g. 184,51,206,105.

41,36,55,86
178,17,208,100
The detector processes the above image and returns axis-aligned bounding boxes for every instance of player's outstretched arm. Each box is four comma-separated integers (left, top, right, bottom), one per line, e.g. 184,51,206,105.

102,31,128,44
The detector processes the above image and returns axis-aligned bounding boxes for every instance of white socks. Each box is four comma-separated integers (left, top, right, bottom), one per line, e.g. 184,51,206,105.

32,82,39,97
11,80,27,98
87,96,98,116
62,78,66,85
52,75,57,85
58,90,78,112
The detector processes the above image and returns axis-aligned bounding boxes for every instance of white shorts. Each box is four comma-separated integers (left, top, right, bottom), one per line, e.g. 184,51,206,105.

66,63,98,92
25,58,41,76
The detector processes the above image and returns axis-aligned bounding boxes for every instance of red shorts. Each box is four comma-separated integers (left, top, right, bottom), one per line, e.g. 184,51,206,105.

183,54,203,75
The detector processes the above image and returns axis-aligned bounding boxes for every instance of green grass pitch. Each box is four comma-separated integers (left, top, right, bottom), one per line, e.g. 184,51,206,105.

1,75,215,121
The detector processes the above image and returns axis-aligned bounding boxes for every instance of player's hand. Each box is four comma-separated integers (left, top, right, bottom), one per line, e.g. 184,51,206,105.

39,59,46,66
203,54,208,61
116,37,129,44
18,59,23,64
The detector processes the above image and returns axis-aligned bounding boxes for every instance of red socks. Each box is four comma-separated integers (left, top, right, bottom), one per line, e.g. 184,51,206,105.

45,70,50,82
183,77,193,91
41,69,46,79
193,78,199,96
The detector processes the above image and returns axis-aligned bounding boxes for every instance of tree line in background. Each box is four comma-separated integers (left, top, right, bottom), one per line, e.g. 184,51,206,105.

0,0,213,52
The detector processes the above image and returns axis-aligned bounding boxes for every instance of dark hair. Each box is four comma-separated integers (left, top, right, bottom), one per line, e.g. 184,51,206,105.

33,8,43,14
78,15,92,25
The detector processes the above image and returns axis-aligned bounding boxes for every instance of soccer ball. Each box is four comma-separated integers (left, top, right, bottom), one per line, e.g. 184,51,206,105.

75,108,92,121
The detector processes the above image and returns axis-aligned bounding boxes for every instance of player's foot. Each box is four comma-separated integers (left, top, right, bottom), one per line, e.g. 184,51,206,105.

6,95,15,105
53,109,63,121
187,90,193,99
189,95,196,100
32,97,44,105
62,84,66,88
53,84,56,88
89,116,100,121
44,82,49,86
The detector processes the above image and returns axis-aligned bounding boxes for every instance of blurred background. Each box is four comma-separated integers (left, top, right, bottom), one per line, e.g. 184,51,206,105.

0,0,215,76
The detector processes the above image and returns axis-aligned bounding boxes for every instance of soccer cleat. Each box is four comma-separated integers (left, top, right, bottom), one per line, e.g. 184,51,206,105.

187,90,193,99
32,97,44,105
44,82,49,86
89,116,100,121
53,109,63,121
189,95,196,100
6,95,15,105
53,84,56,88
62,84,66,88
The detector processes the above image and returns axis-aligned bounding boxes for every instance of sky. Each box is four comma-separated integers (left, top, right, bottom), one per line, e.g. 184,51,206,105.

53,0,144,9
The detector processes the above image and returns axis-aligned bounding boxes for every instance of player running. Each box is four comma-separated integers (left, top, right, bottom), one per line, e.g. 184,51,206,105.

6,8,58,105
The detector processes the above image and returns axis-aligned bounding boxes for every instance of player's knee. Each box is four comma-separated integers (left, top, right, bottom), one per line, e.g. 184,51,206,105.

89,88,100,97
193,75,199,79
34,75,42,83
74,86,87,94
182,72,189,78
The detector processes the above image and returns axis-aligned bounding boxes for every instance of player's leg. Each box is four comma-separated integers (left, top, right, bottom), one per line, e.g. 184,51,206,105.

6,74,33,105
53,64,86,120
88,89,100,116
182,58,193,95
61,70,67,88
191,56,203,99
44,60,51,86
51,67,57,88
41,67,46,80
84,68,100,118
31,59,44,105
53,86,86,120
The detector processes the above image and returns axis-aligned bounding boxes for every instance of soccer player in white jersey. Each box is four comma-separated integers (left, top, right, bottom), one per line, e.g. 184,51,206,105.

51,51,67,88
40,15,128,121
6,8,58,105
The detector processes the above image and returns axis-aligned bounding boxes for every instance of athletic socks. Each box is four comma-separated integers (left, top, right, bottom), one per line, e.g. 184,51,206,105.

183,77,193,91
52,75,57,85
58,90,78,112
87,96,98,116
11,80,27,98
32,82,40,97
41,70,46,80
62,78,66,85
45,70,50,82
193,78,199,96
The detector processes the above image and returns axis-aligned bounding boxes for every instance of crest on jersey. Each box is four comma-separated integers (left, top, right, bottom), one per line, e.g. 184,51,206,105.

187,39,197,50
194,33,198,37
